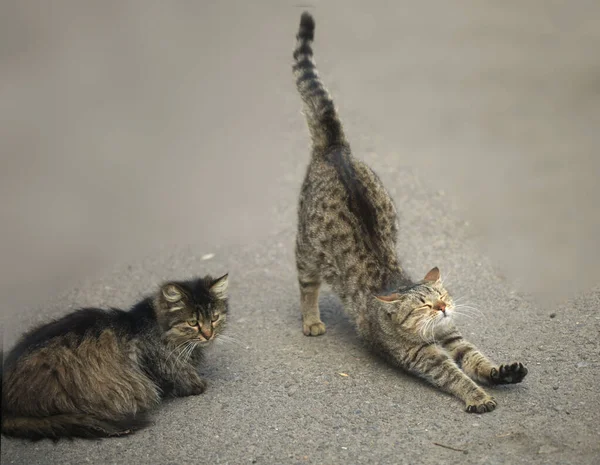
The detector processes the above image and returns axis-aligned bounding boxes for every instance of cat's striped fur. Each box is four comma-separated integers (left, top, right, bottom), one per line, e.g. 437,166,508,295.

293,12,527,413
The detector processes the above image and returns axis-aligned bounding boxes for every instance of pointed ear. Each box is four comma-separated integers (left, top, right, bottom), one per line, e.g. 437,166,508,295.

210,273,229,300
423,267,440,283
374,292,403,303
162,283,184,303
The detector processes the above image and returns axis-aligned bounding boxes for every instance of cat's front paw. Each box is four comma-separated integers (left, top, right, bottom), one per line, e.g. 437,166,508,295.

490,362,528,385
189,378,207,396
466,396,497,414
303,321,326,337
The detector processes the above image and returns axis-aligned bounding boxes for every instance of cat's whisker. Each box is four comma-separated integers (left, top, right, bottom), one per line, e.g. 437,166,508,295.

455,312,482,321
418,320,427,340
452,311,475,320
440,270,452,287
431,319,439,345
217,334,244,347
453,292,473,303
427,321,435,344
454,305,484,318
172,342,187,366
422,321,430,341
216,339,244,348
420,319,433,341
184,342,198,362
184,342,193,362
166,341,191,363
174,341,193,366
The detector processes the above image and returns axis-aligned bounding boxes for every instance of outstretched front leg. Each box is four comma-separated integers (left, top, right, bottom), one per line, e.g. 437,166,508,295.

399,343,497,413
440,333,528,385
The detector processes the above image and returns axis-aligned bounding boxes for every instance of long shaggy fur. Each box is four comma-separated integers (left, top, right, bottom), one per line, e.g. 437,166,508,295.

2,274,229,440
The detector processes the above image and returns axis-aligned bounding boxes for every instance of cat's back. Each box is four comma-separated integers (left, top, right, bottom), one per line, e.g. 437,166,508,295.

3,306,141,371
301,149,398,245
2,303,161,422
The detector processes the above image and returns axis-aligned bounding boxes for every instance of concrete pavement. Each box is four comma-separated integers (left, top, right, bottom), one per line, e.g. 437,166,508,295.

2,1,599,463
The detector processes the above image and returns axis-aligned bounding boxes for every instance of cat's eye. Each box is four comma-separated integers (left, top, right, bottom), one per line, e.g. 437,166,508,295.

211,314,220,322
187,319,198,326
421,304,433,309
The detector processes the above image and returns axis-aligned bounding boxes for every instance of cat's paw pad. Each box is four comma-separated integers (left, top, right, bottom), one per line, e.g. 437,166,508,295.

303,321,326,336
491,362,528,385
466,396,497,414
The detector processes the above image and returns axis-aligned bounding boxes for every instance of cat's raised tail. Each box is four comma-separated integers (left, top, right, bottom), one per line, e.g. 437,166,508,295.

293,12,347,152
1,412,151,440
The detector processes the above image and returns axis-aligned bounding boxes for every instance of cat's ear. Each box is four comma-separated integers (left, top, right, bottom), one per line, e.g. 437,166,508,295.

374,292,403,303
423,267,441,283
210,273,229,300
162,283,184,303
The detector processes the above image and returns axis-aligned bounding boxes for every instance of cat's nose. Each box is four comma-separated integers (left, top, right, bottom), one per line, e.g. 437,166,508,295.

436,301,447,312
200,326,213,339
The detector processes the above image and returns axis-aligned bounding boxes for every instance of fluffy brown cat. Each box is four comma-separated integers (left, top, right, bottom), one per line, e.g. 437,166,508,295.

1,274,228,440
292,12,527,413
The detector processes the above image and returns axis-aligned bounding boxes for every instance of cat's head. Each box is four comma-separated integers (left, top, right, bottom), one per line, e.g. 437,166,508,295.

374,267,454,340
154,274,229,347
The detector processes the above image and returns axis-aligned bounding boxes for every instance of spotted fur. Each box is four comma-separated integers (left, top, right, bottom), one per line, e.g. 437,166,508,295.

293,12,527,413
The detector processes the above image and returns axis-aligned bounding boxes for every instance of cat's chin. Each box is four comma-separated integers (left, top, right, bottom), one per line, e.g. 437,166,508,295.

439,310,454,322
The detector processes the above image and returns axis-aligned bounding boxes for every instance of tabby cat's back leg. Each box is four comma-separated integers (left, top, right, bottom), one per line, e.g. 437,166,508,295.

441,335,528,385
402,343,497,413
296,243,326,336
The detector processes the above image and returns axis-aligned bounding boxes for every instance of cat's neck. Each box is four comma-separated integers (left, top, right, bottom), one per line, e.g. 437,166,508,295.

339,264,412,308
380,267,413,292
128,297,160,333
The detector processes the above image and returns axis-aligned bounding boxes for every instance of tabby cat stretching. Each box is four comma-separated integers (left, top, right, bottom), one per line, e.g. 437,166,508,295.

292,12,527,413
2,273,229,440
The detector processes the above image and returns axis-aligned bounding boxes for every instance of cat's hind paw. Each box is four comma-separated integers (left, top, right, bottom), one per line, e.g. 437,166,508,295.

303,321,326,337
490,362,528,385
466,396,497,414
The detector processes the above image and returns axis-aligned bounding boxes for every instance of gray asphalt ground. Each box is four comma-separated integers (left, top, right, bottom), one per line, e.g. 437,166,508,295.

1,1,599,464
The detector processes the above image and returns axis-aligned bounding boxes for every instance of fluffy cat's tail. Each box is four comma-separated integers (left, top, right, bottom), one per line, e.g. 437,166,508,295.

293,12,347,152
1,412,151,441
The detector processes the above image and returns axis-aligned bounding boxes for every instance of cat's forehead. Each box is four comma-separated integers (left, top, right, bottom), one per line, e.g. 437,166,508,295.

405,282,446,299
176,280,213,302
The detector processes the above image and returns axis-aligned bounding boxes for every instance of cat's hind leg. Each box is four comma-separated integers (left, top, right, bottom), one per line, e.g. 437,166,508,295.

296,242,326,336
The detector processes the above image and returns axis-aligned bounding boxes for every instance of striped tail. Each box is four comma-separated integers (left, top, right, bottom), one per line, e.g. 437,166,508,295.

293,12,347,152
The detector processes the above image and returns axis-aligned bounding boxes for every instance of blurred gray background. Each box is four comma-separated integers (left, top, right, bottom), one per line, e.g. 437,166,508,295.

1,0,598,312
1,1,599,464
